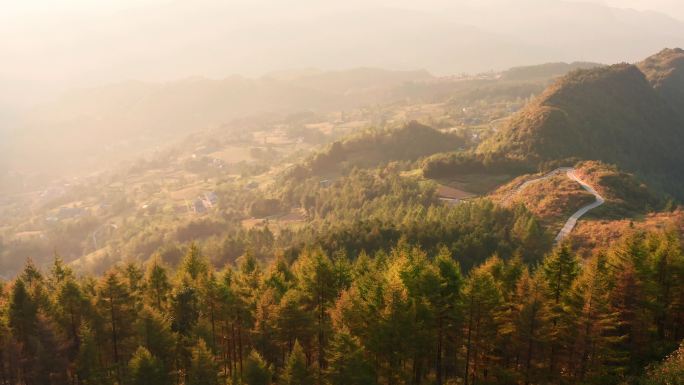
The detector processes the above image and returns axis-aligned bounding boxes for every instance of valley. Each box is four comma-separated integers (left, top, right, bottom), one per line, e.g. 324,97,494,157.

1,43,684,385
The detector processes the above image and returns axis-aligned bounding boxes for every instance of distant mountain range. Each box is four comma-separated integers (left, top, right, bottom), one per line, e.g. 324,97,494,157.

500,62,604,82
0,68,435,176
1,60,592,178
4,0,684,112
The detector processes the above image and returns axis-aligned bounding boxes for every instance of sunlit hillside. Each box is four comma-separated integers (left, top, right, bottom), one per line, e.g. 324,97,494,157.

1,2,684,385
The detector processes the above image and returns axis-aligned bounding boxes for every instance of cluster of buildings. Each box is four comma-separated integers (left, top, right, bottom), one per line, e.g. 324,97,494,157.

192,191,218,214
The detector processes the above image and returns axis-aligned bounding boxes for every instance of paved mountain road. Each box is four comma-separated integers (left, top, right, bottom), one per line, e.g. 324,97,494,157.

505,167,605,243
554,169,605,242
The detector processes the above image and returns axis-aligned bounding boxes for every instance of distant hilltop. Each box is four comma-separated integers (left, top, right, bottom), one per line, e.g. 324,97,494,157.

474,48,684,199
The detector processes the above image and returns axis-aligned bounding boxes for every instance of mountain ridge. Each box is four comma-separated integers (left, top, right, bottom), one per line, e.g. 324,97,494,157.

474,50,684,197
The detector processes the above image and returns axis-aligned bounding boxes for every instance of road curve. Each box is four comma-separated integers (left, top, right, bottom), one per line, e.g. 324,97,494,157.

504,167,604,243
554,169,605,243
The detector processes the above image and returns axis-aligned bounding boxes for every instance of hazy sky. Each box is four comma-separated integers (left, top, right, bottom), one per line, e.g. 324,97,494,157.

2,0,684,110
4,0,684,16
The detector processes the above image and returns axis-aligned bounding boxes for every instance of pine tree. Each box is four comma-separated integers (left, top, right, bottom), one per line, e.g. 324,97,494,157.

170,284,201,383
188,339,219,385
55,277,90,360
275,289,315,362
128,346,171,385
134,307,176,372
566,252,622,382
378,253,415,384
513,269,547,385
462,265,501,385
29,315,70,385
280,340,315,385
49,253,73,290
645,231,684,343
540,244,580,377
8,279,37,346
171,284,200,336
146,259,171,311
325,330,376,385
97,270,136,383
0,293,13,385
297,249,348,379
243,350,273,385
610,254,651,374
253,288,279,365
264,256,296,297
201,272,221,351
180,243,209,282
218,268,254,378
124,262,146,309
430,248,462,385
76,325,111,385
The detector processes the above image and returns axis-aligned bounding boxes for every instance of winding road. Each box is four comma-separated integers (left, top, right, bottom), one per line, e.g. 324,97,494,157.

506,167,605,243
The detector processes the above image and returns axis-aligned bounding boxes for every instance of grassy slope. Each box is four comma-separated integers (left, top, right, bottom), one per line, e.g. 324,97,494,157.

491,172,594,232
571,210,684,257
489,161,664,235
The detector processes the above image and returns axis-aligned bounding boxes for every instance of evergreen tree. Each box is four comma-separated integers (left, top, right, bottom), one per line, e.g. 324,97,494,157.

146,259,171,311
275,289,315,362
128,346,171,385
76,325,111,385
566,252,623,382
280,340,314,385
610,253,651,374
428,248,462,385
297,249,350,378
462,265,501,385
253,288,279,365
540,244,580,377
170,284,201,383
8,279,37,346
645,231,684,343
181,243,209,282
49,253,73,290
124,262,146,309
171,284,200,336
243,350,273,385
201,272,221,351
97,270,136,384
134,307,176,371
29,315,70,385
188,339,219,385
325,330,376,385
56,278,89,356
512,269,547,385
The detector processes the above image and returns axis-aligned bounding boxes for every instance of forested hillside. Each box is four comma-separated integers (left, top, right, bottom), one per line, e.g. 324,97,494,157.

638,48,684,117
422,52,684,199
478,64,684,177
2,229,682,385
290,122,465,177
